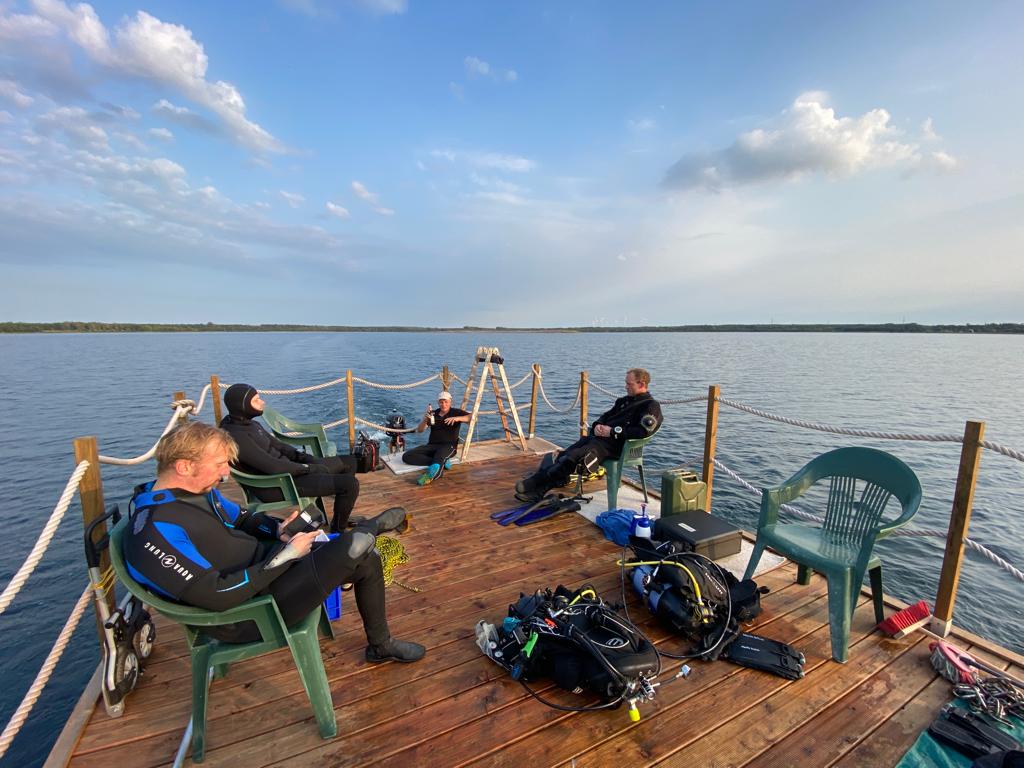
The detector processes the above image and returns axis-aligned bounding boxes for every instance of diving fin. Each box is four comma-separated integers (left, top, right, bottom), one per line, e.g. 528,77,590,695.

721,632,805,680
491,502,532,520
496,494,564,526
514,499,582,526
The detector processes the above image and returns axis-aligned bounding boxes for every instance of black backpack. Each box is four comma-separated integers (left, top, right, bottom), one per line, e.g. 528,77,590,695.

352,431,381,473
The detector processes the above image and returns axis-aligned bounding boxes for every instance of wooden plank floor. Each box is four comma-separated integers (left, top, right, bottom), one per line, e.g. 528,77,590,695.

62,448,1024,768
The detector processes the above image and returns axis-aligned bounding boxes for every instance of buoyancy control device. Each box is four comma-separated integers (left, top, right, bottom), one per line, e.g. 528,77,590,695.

477,584,660,720
624,538,805,678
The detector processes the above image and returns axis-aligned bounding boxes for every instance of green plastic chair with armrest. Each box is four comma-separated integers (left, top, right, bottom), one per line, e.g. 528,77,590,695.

107,518,337,763
742,446,922,663
229,466,316,517
602,432,657,510
262,405,337,458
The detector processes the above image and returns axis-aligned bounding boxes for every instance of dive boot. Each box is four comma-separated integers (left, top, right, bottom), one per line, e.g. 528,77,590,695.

351,506,409,535
365,638,426,664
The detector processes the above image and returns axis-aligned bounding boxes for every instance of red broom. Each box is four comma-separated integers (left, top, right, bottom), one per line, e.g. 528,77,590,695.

877,600,932,639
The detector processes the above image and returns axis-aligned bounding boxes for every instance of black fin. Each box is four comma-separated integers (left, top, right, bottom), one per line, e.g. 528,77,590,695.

721,632,805,680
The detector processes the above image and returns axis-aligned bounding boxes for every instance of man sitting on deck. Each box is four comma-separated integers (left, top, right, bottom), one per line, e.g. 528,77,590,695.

220,383,376,534
402,391,470,486
515,368,663,501
124,421,425,663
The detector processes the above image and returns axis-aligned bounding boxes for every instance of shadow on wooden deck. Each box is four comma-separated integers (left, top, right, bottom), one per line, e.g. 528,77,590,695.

60,445,1024,768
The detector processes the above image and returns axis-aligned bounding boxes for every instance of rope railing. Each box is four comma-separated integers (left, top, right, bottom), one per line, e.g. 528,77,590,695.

711,457,1024,584
0,584,93,760
507,372,532,390
714,397,1024,464
352,374,440,391
0,461,90,615
256,376,347,395
97,399,195,466
537,376,582,413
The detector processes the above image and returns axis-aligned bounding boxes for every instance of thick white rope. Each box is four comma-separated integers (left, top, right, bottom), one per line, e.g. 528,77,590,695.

0,462,90,615
537,376,582,413
450,374,467,386
712,457,1024,584
714,397,1024,464
0,584,93,759
256,376,347,395
353,417,419,434
190,384,211,417
97,400,194,466
507,373,532,390
352,374,440,391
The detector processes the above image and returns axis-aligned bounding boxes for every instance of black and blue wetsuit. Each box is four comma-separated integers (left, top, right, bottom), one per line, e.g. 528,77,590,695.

124,482,390,644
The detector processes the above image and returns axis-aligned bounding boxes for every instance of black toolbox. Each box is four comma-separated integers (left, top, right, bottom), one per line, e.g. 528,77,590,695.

653,509,742,560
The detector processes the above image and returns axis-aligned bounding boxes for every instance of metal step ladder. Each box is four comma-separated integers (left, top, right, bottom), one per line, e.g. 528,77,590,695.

459,346,527,461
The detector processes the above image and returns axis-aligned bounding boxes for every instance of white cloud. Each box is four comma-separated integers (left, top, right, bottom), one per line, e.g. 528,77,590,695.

113,130,146,150
354,0,408,14
928,150,958,172
663,92,955,191
0,10,59,40
350,180,393,214
26,1,284,153
464,56,490,78
463,56,517,84
325,201,350,219
627,118,656,132
149,127,173,141
280,190,305,208
0,79,35,108
430,148,535,173
36,106,109,149
922,117,939,142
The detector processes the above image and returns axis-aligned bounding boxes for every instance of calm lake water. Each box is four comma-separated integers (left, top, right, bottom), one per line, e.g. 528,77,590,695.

1,331,1022,767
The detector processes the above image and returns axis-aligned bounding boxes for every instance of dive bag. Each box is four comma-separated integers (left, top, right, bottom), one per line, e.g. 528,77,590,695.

477,584,659,713
352,430,381,473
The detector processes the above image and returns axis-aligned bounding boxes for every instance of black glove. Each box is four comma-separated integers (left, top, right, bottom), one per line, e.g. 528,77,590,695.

303,463,330,475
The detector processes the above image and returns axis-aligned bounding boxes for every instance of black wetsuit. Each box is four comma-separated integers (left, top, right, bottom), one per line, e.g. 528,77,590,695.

402,406,469,469
123,482,389,644
221,414,359,531
530,392,663,490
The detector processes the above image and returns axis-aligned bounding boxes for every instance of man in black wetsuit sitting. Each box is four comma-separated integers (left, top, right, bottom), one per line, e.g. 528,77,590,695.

402,391,470,486
220,383,370,533
123,421,424,663
516,368,663,501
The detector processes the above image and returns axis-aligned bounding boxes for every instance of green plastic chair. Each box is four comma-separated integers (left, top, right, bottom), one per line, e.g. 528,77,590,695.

262,405,337,458
742,447,922,663
602,433,657,510
108,518,337,762
229,466,316,517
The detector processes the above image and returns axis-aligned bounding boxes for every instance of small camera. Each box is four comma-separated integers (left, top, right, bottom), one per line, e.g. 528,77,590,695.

283,505,326,536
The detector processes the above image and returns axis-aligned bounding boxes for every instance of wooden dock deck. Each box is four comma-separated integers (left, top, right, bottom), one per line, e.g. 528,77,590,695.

55,446,1024,768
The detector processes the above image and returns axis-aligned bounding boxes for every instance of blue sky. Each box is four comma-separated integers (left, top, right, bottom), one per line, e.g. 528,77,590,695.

1,0,1021,326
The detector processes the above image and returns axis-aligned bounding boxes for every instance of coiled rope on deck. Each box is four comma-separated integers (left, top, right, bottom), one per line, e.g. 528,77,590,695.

0,585,92,760
375,535,410,588
711,457,1024,584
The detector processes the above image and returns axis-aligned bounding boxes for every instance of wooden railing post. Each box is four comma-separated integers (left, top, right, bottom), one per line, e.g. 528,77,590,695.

442,365,450,392
932,420,985,636
579,371,589,438
74,437,115,654
346,370,356,453
528,363,540,439
702,385,720,512
210,375,222,424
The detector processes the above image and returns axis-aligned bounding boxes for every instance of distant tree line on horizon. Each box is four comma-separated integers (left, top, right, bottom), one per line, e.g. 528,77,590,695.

2,321,1022,334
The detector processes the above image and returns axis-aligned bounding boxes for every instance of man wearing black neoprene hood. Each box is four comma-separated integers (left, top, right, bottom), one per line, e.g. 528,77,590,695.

220,383,371,533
